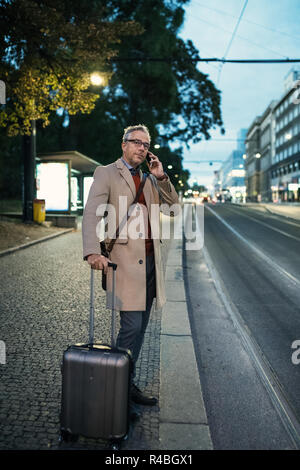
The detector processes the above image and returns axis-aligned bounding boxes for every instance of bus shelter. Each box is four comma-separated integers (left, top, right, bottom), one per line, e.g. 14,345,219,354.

36,151,100,215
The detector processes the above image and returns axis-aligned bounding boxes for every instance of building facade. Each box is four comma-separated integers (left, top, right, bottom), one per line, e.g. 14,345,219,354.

244,68,300,203
217,130,247,202
271,71,300,202
245,117,261,201
259,100,277,202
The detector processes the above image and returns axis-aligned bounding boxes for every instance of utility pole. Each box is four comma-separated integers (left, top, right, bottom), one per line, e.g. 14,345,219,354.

22,120,36,223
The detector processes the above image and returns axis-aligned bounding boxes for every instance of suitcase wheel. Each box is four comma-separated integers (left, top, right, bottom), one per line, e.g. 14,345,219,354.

109,434,128,450
109,441,120,451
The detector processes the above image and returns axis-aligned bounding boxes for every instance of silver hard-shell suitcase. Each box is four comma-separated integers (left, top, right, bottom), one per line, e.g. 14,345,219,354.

60,263,132,447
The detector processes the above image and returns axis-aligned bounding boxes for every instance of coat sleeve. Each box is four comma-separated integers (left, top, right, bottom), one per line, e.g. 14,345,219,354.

149,174,180,216
82,166,110,259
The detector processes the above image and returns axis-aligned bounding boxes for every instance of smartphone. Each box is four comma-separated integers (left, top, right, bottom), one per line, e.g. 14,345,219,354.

146,152,151,164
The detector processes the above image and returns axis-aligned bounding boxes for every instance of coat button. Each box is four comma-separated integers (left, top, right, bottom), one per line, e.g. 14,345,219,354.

139,259,143,264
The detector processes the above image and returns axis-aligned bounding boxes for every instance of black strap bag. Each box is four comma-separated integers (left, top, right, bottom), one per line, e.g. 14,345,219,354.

100,173,148,290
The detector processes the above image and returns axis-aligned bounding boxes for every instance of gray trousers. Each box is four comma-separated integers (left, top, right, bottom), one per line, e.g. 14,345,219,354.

116,253,156,379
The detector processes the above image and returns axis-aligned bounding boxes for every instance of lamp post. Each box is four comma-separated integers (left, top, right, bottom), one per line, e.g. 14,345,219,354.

22,119,37,223
255,152,261,202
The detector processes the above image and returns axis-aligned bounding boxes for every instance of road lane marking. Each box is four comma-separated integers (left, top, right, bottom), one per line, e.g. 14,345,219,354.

203,245,300,449
205,205,300,288
233,204,300,229
225,205,300,243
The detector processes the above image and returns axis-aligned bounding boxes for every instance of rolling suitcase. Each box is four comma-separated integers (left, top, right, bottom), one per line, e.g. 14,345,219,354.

59,262,132,448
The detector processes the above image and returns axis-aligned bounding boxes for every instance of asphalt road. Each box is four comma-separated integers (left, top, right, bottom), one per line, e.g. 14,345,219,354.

184,202,300,450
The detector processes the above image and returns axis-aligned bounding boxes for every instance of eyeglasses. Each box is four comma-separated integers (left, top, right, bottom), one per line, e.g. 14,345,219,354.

125,139,150,150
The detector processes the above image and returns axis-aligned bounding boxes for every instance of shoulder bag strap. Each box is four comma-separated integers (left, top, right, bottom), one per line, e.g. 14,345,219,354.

106,173,148,254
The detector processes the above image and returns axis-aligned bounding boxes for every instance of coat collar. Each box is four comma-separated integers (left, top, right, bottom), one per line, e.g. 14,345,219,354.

116,158,152,209
116,158,136,198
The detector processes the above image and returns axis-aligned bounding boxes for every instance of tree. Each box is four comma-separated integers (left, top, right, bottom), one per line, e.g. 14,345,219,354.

191,182,207,193
0,0,142,220
0,0,142,136
36,0,223,190
102,0,224,146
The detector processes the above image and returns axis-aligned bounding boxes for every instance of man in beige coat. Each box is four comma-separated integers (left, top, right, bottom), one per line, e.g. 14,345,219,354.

82,124,179,415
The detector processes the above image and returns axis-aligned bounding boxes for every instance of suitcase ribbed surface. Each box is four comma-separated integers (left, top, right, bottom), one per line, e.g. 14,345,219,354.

61,344,130,440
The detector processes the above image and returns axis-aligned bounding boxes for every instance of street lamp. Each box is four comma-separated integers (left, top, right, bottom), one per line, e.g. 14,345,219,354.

22,73,106,223
90,72,105,86
255,153,261,159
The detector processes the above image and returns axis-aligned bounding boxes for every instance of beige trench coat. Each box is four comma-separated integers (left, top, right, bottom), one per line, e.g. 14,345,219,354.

82,158,179,311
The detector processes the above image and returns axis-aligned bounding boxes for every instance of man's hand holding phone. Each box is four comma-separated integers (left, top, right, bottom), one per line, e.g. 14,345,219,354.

146,152,167,181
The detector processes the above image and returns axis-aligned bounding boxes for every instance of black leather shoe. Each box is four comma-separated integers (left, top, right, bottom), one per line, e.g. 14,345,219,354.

131,384,158,406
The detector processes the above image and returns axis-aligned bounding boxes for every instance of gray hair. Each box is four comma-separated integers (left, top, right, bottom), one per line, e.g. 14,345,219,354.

122,124,151,142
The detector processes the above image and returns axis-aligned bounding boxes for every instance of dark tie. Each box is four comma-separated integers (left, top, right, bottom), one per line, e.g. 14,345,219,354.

129,167,139,176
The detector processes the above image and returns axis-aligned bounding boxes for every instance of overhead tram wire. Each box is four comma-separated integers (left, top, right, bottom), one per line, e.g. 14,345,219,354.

109,57,300,64
217,0,248,86
192,0,300,43
188,13,289,60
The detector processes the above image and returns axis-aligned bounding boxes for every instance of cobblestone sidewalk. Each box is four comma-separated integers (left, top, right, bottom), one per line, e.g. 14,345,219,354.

0,229,169,450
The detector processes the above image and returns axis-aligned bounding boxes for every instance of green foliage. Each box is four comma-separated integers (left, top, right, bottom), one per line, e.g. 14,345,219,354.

104,0,224,146
0,0,143,136
0,127,22,197
191,182,207,193
1,0,225,194
37,0,224,186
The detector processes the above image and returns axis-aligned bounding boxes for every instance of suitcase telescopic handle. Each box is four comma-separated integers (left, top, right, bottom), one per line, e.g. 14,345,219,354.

108,262,117,271
89,263,118,348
